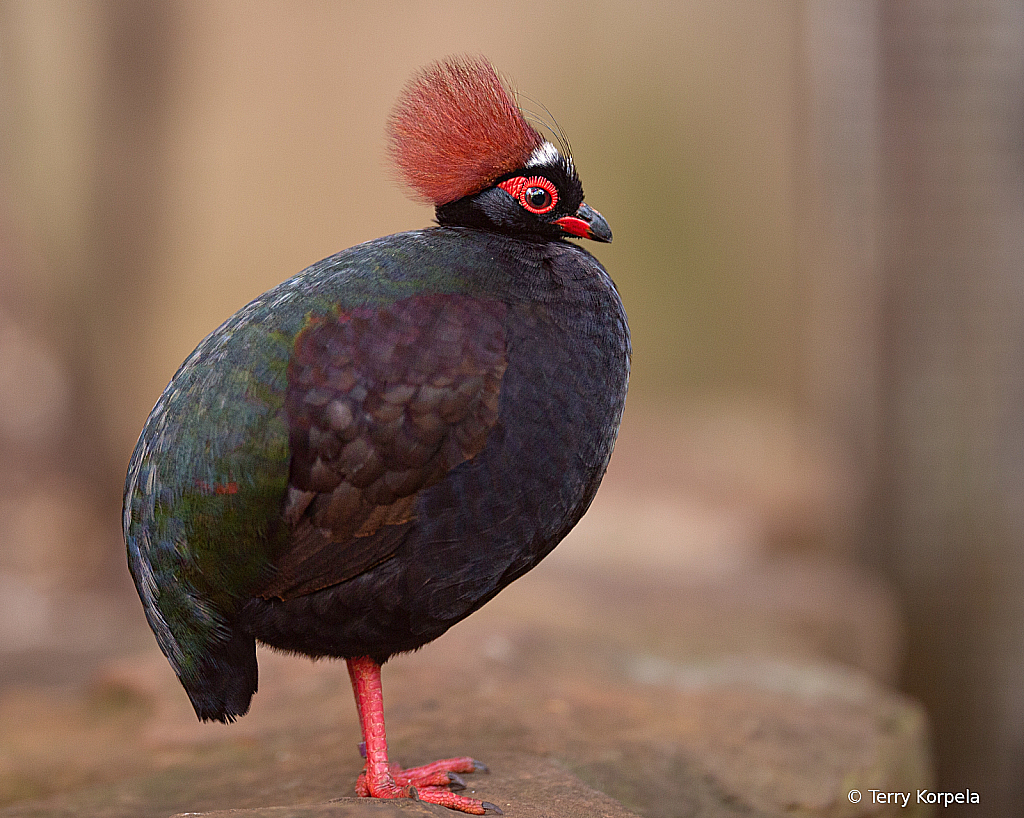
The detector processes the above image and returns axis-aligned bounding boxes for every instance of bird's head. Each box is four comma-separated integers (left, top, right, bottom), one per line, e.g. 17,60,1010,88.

388,57,611,244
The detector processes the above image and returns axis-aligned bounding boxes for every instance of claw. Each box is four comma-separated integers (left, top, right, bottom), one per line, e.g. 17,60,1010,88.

481,802,503,815
448,772,467,791
472,760,490,774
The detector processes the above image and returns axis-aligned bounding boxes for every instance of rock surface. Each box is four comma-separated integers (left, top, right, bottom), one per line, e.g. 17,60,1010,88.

0,556,931,818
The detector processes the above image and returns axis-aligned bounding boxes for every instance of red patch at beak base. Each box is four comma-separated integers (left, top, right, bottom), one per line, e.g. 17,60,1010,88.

555,202,612,243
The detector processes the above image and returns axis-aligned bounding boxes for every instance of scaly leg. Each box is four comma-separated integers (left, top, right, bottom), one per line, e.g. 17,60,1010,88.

346,656,501,814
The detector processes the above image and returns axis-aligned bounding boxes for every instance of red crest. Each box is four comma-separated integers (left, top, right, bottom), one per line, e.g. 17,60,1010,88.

388,56,544,206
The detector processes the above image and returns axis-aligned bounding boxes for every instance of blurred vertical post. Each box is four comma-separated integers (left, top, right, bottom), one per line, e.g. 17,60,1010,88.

78,0,180,516
802,2,1024,812
0,0,180,519
876,3,1024,811
796,2,881,542
0,1,181,588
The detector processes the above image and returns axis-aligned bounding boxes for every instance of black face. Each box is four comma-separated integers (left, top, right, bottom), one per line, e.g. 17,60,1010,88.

436,147,610,244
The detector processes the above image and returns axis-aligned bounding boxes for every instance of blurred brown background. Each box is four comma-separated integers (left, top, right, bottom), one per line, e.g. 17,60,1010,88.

0,1,1021,816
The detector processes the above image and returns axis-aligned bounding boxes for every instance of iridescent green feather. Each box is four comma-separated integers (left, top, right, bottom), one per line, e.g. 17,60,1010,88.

124,230,518,684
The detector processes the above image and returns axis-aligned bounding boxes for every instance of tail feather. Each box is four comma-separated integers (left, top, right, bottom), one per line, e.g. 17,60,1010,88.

184,628,259,723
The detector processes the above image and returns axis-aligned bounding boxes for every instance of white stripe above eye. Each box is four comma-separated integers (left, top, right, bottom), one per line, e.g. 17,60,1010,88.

526,141,561,168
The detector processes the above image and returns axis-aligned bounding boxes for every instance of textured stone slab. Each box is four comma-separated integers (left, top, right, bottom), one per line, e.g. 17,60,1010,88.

0,560,929,818
167,754,640,818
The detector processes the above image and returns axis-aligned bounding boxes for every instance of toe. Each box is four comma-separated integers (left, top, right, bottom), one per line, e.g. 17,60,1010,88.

413,786,500,815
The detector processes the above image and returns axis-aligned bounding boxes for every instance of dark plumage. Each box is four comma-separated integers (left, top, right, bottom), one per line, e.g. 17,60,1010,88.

124,56,629,814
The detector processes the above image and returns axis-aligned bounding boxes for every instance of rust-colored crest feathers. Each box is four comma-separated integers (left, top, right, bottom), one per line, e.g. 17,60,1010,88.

388,56,544,206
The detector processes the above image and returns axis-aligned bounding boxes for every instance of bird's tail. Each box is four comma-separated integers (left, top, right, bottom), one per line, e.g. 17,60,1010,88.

183,627,259,723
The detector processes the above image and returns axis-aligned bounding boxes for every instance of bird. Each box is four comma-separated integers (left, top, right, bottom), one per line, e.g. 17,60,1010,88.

124,55,630,815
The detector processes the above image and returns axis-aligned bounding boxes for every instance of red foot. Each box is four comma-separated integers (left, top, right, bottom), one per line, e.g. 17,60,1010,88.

346,658,502,815
356,759,499,814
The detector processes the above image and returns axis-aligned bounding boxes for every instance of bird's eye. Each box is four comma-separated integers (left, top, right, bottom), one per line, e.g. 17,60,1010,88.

497,175,559,215
525,186,552,211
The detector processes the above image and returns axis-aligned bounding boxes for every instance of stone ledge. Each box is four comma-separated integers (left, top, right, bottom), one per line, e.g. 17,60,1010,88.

0,559,930,818
169,754,641,818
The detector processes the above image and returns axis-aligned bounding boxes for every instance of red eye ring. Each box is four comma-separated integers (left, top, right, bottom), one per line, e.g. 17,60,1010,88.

497,175,559,215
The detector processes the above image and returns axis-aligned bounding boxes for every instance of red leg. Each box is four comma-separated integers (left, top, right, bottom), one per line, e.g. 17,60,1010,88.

346,657,501,815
